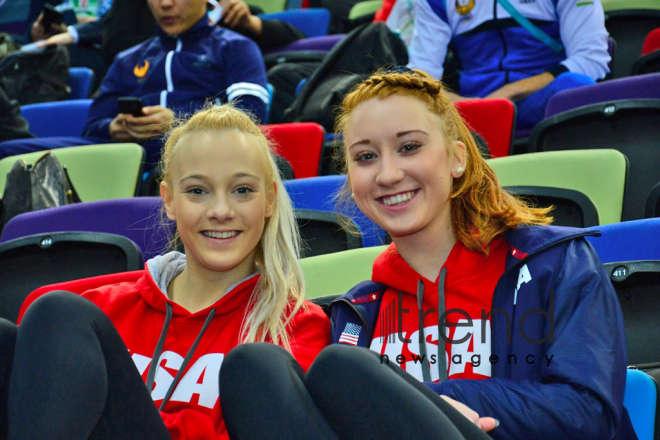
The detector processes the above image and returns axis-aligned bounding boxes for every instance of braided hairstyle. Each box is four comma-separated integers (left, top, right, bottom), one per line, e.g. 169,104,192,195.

335,68,551,253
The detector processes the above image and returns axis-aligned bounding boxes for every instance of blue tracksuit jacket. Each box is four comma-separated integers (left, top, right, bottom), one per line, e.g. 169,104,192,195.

330,225,636,439
82,16,268,163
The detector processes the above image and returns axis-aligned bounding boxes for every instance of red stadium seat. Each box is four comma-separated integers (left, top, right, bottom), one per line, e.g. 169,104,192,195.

454,99,516,158
260,122,325,179
642,28,660,55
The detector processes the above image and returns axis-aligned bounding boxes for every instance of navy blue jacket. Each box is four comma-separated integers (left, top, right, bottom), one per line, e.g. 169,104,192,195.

330,226,635,439
83,16,268,164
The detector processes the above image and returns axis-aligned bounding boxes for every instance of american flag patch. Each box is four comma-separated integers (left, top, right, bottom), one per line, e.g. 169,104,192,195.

338,323,362,346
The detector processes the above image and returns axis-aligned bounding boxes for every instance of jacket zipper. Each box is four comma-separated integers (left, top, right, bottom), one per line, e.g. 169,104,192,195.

161,37,182,107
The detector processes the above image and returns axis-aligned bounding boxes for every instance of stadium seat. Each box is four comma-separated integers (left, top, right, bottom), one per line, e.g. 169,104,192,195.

296,209,362,258
602,0,660,78
261,122,325,179
264,33,345,56
454,99,515,158
586,218,660,367
632,29,660,75
0,197,174,262
0,231,143,323
283,175,388,247
348,0,383,21
486,150,627,225
647,182,660,218
530,100,660,221
543,73,660,118
68,67,94,99
504,186,599,228
0,143,145,202
246,0,286,14
623,368,659,440
20,99,93,137
258,8,331,38
300,245,387,299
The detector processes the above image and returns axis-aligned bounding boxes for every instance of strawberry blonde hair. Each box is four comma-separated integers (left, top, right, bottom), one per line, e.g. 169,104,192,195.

335,68,551,253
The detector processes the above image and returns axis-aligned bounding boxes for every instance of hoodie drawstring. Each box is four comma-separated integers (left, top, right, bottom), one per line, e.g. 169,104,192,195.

145,303,217,410
416,266,448,383
416,280,432,383
437,267,448,382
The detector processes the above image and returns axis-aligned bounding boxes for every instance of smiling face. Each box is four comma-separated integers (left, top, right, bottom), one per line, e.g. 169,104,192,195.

147,0,207,36
161,129,274,280
345,94,466,241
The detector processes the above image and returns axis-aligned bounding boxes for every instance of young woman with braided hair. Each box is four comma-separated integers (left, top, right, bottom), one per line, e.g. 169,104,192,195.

219,69,635,439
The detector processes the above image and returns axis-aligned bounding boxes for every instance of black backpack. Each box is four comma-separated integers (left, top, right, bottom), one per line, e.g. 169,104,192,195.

0,151,81,231
285,22,408,132
0,44,70,106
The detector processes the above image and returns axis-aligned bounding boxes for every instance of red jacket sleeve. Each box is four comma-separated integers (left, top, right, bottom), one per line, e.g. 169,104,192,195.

288,301,331,372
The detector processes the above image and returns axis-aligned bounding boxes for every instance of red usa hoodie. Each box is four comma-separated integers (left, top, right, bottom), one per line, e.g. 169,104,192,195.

43,252,330,440
369,238,508,382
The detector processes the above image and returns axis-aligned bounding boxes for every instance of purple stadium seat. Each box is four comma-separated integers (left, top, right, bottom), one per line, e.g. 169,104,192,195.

264,34,345,55
0,197,175,262
544,72,660,118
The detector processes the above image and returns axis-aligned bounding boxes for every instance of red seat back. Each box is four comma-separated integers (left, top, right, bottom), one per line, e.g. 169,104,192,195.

642,28,660,55
454,99,516,158
261,122,325,179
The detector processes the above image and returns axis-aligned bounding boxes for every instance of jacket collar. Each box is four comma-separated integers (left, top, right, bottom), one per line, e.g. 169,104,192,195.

503,225,600,268
156,15,214,51
339,226,601,303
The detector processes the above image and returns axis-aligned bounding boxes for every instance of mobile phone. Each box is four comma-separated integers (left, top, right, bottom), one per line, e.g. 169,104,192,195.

118,97,144,117
42,4,64,32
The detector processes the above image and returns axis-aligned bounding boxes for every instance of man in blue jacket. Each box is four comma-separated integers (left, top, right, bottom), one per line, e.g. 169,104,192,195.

408,0,611,132
0,0,269,167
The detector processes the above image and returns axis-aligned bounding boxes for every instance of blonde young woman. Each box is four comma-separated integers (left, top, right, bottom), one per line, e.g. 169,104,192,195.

0,105,330,439
219,68,634,440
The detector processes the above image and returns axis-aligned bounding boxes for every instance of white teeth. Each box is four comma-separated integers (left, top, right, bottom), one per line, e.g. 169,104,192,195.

203,231,238,239
382,191,415,206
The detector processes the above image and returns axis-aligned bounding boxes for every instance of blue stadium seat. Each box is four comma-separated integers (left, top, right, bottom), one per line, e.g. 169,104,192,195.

283,175,387,247
68,67,94,99
587,218,660,263
586,219,660,368
20,99,92,137
624,368,659,440
258,8,331,38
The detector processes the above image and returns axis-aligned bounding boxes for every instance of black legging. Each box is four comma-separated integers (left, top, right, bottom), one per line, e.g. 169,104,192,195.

0,291,170,439
220,343,493,440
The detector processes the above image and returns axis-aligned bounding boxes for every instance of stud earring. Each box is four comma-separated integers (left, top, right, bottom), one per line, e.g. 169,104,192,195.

351,193,355,199
456,166,464,174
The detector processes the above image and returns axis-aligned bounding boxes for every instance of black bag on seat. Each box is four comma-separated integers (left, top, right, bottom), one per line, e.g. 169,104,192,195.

0,45,70,105
1,151,81,229
285,22,408,132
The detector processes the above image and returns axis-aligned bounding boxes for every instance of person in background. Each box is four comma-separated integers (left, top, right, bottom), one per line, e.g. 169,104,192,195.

408,0,611,131
0,0,269,169
28,0,113,88
101,0,304,66
0,104,330,439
